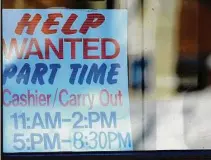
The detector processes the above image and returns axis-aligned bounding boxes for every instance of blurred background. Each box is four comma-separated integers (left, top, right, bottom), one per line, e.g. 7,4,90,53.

3,0,211,150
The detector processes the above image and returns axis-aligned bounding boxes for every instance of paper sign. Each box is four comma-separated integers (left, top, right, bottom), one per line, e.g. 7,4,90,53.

3,9,132,152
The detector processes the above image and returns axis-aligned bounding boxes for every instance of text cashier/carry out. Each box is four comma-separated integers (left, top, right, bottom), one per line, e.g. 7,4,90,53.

3,11,121,86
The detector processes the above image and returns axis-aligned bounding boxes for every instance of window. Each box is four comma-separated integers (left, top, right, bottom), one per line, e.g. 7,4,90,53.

2,0,211,159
